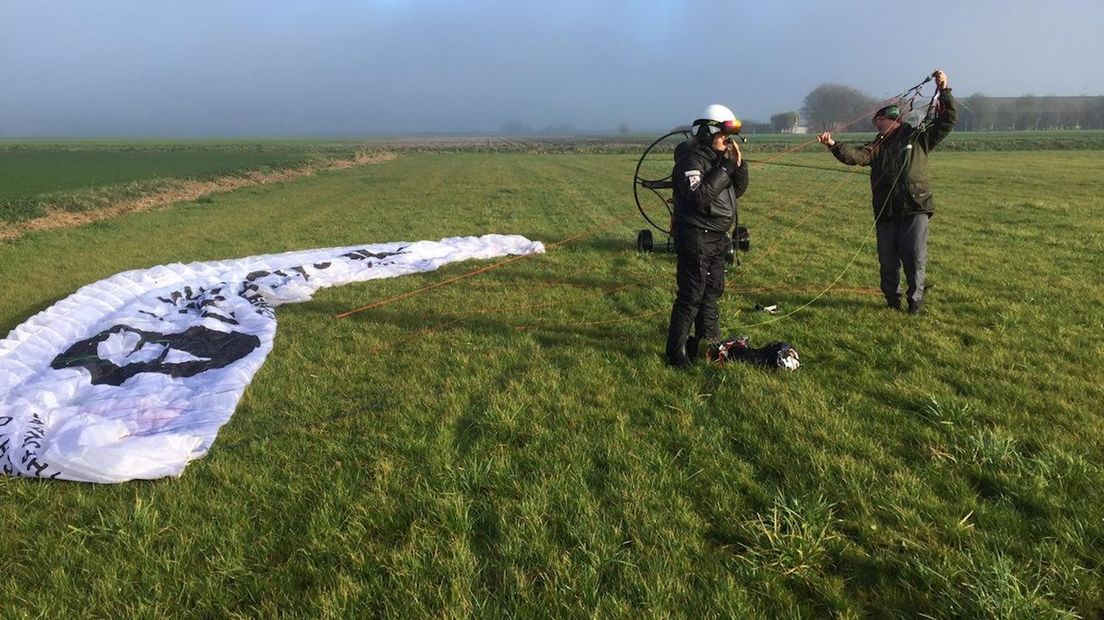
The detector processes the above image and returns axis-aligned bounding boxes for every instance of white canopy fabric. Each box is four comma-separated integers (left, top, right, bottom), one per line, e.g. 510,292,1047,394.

0,234,544,483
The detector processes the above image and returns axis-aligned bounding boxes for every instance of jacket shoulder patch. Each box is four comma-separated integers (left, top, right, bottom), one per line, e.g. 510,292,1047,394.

684,170,702,191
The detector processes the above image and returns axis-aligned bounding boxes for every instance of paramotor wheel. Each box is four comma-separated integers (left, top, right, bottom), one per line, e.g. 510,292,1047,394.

633,129,690,238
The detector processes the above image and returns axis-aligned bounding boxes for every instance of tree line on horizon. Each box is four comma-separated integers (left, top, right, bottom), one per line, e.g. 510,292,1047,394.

496,84,1104,136
767,84,1104,134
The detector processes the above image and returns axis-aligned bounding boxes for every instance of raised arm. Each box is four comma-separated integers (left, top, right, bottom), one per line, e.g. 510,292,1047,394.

919,69,957,152
819,131,875,166
726,140,749,198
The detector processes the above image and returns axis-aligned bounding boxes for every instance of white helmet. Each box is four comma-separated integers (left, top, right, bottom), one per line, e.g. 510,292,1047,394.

691,104,741,136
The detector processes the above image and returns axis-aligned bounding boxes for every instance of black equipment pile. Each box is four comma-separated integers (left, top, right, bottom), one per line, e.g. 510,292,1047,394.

706,336,801,370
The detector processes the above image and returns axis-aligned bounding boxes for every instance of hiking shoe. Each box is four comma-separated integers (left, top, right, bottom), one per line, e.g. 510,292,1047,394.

908,300,923,315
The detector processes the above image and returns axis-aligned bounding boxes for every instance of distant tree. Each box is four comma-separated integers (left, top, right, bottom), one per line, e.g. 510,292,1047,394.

801,83,878,132
618,123,631,136
1013,95,1041,130
770,111,799,133
1086,97,1104,129
1051,95,1086,128
956,94,1104,131
960,93,993,131
994,98,1016,130
1053,98,1081,129
1040,99,1062,130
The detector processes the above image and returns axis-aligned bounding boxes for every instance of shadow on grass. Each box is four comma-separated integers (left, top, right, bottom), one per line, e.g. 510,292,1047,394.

0,297,61,337
563,234,665,255
468,260,651,291
307,294,662,361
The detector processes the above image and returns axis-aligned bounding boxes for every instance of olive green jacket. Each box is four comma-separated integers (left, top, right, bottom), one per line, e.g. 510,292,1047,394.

831,89,957,221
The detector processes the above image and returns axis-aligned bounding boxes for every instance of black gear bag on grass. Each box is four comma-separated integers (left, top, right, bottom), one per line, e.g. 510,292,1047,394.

706,336,801,370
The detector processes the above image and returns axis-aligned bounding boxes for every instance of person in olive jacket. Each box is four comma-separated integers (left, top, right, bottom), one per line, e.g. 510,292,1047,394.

817,69,956,315
666,104,749,368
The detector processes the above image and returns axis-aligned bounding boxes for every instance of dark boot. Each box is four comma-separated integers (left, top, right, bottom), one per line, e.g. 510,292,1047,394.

908,300,923,315
666,345,691,369
686,336,701,362
666,330,692,368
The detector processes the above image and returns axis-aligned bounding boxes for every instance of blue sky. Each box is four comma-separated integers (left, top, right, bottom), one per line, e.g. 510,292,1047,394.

1,0,1100,136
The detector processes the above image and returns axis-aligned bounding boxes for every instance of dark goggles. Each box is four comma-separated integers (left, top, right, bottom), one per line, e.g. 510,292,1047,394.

694,118,739,134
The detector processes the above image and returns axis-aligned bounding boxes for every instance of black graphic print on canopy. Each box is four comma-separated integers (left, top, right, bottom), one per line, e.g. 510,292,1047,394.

50,324,261,387
340,248,405,261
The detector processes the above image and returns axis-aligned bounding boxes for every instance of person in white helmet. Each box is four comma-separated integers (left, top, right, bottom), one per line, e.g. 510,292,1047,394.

665,104,749,368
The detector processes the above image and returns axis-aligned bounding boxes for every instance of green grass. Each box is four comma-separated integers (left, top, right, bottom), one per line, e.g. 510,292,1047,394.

3,132,1101,224
0,141,368,223
0,142,374,198
1,147,1102,617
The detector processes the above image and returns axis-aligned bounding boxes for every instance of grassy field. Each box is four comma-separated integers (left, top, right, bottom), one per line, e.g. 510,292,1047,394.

0,141,367,223
1,142,1102,616
354,130,1104,156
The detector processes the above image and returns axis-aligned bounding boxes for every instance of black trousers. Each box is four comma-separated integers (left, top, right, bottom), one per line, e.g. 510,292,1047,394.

875,213,929,305
666,226,728,361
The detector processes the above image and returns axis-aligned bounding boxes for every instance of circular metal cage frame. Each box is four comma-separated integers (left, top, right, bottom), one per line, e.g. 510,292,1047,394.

632,129,690,241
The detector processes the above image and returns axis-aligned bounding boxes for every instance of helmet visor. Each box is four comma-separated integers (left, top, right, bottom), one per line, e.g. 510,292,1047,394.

695,118,740,135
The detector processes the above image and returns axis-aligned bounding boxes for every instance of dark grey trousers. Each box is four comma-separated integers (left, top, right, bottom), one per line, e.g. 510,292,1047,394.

875,213,929,305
